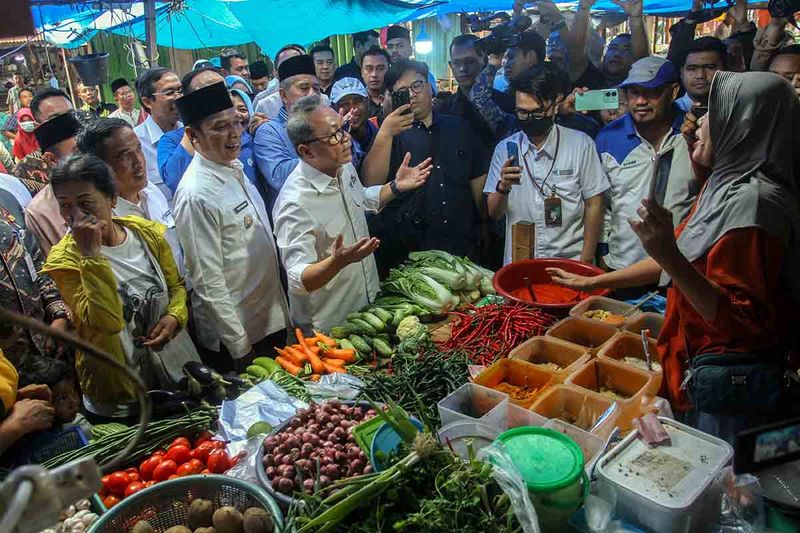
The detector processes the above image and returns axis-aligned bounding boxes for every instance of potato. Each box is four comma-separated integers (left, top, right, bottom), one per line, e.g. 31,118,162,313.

130,521,155,533
164,527,192,533
194,528,217,533
187,499,214,529
242,507,274,533
212,506,244,533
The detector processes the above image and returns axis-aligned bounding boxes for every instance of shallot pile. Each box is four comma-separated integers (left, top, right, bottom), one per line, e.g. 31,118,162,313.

261,400,376,496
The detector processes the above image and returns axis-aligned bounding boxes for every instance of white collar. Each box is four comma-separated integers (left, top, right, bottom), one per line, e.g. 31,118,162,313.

299,160,342,193
196,151,245,174
144,115,181,144
519,125,559,160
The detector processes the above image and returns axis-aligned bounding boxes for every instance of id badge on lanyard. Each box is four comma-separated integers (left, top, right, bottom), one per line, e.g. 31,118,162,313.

543,188,563,228
1,207,37,281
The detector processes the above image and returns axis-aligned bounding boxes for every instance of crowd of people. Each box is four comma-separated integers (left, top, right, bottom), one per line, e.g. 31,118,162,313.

0,0,798,450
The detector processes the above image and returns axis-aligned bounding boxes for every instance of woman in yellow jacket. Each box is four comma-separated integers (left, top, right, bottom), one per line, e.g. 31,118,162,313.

42,154,199,419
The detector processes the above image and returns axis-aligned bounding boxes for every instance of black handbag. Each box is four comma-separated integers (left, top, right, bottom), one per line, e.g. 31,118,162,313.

684,352,792,415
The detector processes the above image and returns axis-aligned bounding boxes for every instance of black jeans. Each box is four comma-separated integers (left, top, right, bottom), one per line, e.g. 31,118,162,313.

197,329,289,374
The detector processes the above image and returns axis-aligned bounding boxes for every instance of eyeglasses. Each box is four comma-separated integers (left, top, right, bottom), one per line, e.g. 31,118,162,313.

151,88,183,98
305,123,350,146
515,107,552,121
393,80,426,96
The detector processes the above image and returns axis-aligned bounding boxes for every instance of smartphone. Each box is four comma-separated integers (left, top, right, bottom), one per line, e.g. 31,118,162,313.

575,89,620,112
391,89,411,114
692,105,708,119
506,141,519,166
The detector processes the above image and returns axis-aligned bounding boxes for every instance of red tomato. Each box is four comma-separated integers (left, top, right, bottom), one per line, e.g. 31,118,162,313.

152,460,178,482
207,449,230,474
168,474,180,480
127,472,141,483
139,456,160,481
145,481,155,487
151,448,167,457
100,475,111,492
106,472,130,496
211,440,227,449
188,459,204,472
176,462,197,477
103,495,120,509
165,444,192,465
190,441,215,462
168,437,191,449
124,481,146,497
193,430,214,448
201,469,210,474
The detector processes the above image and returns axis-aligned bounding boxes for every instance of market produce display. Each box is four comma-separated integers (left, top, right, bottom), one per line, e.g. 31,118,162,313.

508,283,586,305
261,400,377,497
441,302,555,365
128,500,274,533
98,431,241,508
40,499,98,533
583,309,626,326
622,356,662,372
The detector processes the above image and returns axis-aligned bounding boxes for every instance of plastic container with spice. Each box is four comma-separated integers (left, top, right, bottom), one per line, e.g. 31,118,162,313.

599,331,664,382
595,417,733,533
530,384,620,439
437,382,508,428
546,317,619,354
473,358,554,408
570,296,641,327
623,312,666,338
508,336,590,383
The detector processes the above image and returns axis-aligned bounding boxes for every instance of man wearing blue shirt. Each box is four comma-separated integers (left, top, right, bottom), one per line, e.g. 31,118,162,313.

253,54,321,211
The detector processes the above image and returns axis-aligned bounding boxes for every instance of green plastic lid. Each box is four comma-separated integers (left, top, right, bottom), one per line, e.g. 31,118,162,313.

495,427,584,493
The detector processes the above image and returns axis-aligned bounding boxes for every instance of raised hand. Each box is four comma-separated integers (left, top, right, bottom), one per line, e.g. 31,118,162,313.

394,153,432,192
610,0,643,18
628,198,679,264
71,209,105,258
380,105,414,137
331,235,380,267
497,157,522,193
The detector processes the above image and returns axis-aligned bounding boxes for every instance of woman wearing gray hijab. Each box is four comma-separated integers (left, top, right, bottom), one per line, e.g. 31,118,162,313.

548,71,800,444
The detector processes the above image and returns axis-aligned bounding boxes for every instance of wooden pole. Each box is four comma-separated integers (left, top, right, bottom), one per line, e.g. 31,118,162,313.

144,0,157,65
61,47,76,107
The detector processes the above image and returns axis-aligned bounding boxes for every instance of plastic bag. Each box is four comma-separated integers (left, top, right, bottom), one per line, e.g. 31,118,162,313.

217,380,307,444
224,436,265,484
479,441,541,533
713,466,765,532
304,373,365,401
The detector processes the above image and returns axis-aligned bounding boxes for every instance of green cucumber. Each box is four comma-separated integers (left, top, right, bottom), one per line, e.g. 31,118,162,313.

346,312,363,321
391,308,408,327
253,357,281,374
330,325,352,339
375,333,390,343
348,318,377,336
360,312,386,332
372,338,394,357
337,339,357,352
348,334,372,354
246,365,270,380
370,308,393,323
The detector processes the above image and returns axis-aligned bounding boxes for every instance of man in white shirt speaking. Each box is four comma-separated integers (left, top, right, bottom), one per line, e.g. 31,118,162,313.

273,94,432,331
485,62,608,265
174,80,290,373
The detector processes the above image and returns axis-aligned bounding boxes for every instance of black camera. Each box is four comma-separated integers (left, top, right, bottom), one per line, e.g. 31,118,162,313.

467,13,532,56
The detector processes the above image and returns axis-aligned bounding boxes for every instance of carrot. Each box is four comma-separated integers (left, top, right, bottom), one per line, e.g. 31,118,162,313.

314,330,338,348
308,346,321,355
278,346,304,366
309,374,321,382
322,361,346,374
275,356,302,376
296,328,325,374
303,336,320,347
284,346,308,364
324,349,356,363
322,358,346,367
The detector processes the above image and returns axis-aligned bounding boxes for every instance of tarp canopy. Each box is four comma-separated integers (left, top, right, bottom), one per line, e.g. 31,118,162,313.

32,0,697,51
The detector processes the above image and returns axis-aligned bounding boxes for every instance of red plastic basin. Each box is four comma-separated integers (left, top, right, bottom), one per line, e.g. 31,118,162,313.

493,259,611,315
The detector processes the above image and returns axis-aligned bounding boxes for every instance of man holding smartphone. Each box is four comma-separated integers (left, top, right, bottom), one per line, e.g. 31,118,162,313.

485,63,607,265
361,59,489,275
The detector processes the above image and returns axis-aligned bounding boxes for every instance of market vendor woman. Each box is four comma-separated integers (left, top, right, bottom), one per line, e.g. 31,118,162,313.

549,71,800,444
42,153,198,420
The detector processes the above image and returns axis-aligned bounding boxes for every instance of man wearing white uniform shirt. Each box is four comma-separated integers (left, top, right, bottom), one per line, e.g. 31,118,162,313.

486,63,607,265
134,67,183,204
75,118,185,278
174,81,289,372
273,95,431,331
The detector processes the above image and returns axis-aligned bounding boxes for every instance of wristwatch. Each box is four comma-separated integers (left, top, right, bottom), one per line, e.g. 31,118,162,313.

390,180,402,196
495,181,511,195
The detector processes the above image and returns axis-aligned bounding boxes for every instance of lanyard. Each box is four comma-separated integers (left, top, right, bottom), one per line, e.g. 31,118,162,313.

520,127,560,198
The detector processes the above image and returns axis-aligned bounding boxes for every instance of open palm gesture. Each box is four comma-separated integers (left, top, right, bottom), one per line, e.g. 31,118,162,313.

394,153,432,193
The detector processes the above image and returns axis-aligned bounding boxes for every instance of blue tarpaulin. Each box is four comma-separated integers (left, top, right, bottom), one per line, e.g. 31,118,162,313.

32,0,696,51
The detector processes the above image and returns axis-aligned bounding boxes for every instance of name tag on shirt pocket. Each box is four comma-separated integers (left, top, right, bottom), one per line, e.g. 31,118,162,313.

233,201,249,214
24,252,38,282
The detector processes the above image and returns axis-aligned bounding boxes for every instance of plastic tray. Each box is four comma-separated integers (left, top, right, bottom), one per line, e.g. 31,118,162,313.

437,382,509,428
569,296,640,327
506,403,549,430
596,417,733,533
546,317,619,354
566,358,657,405
598,331,664,381
508,336,590,383
437,420,501,460
623,312,665,338
473,358,554,408
530,385,620,439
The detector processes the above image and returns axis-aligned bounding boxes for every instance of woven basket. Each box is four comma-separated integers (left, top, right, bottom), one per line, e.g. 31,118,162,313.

89,474,283,532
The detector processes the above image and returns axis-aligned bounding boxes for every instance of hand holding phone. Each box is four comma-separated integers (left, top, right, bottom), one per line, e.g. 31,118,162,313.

499,141,522,192
391,89,411,114
575,89,620,112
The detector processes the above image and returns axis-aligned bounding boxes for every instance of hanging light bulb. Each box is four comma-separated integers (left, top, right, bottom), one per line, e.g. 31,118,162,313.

415,23,433,55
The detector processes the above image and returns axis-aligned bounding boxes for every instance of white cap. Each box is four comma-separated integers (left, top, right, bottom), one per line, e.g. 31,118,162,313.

330,77,368,104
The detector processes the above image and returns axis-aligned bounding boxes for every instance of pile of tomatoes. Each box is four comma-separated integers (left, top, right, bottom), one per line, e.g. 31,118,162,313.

99,431,240,509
